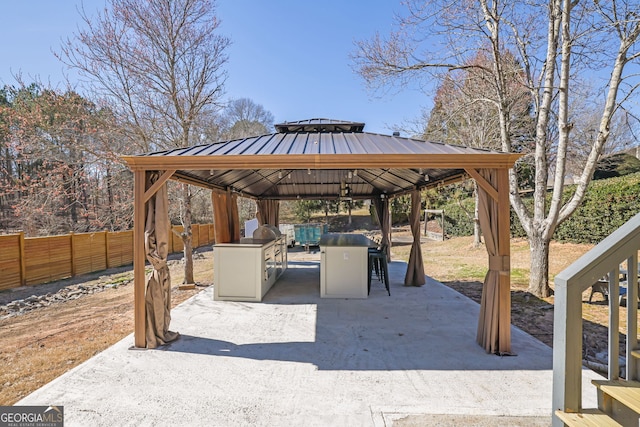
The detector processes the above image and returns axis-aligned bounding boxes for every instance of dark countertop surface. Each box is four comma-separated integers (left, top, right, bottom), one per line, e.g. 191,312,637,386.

318,233,373,247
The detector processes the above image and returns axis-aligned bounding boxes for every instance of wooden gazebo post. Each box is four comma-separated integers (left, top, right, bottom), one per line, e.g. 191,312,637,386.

133,169,146,348
496,168,512,352
132,168,176,348
465,166,512,354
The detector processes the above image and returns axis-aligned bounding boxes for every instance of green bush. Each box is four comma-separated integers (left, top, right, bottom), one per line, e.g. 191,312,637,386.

442,198,527,238
554,172,640,243
438,172,640,243
442,198,475,237
593,153,640,180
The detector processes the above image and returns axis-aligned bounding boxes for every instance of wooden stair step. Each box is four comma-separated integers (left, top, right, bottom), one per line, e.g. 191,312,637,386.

592,379,640,414
555,409,622,426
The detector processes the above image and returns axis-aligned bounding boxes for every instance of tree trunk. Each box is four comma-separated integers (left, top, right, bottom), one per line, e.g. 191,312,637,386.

181,184,194,284
528,232,552,297
106,165,114,230
473,185,481,247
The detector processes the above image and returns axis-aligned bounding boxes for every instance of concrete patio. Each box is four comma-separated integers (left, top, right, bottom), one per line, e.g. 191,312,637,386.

18,254,601,426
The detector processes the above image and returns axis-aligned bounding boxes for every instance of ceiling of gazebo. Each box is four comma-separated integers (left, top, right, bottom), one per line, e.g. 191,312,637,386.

122,119,521,200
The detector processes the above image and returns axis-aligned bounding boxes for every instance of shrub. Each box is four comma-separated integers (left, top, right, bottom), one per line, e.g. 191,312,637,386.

442,198,475,237
593,153,640,180
438,172,640,244
554,172,640,243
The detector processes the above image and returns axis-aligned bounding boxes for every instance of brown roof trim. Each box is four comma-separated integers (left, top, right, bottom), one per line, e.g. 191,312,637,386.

122,153,521,171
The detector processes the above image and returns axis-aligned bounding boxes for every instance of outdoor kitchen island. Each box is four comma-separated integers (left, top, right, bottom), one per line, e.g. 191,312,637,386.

213,228,287,302
319,233,371,299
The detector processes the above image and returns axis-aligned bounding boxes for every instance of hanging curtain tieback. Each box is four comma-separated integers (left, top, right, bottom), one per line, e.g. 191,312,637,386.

488,255,510,273
149,259,168,271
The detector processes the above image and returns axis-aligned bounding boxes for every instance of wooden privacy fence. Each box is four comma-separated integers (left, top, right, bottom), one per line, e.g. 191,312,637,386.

0,223,215,291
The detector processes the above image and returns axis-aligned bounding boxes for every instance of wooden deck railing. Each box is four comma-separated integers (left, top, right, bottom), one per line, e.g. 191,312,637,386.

552,212,640,426
0,224,215,291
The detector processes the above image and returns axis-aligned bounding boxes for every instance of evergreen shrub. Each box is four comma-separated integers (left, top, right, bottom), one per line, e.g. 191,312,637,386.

439,172,640,244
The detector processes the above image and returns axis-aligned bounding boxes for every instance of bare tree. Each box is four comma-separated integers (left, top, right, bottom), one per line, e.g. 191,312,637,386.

219,98,275,225
220,97,274,140
0,83,133,235
424,50,533,246
60,0,230,283
353,0,640,297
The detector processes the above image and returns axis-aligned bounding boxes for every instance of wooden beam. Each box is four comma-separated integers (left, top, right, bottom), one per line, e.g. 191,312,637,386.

133,170,146,348
122,153,522,171
465,168,499,201
176,171,468,201
172,173,240,194
143,170,175,204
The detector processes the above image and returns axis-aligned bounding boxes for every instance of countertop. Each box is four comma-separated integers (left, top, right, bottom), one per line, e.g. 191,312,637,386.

318,233,373,247
214,238,278,248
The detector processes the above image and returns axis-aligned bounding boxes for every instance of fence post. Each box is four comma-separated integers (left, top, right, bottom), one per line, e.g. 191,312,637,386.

18,232,26,286
70,232,77,277
104,231,109,270
104,230,111,269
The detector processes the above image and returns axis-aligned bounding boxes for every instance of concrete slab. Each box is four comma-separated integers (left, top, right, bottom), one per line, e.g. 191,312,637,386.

18,257,602,426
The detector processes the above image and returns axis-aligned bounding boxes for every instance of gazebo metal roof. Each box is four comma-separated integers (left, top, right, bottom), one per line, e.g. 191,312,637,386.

124,118,520,201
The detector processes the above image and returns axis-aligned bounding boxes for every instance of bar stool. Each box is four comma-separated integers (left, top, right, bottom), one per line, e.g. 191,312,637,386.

368,245,390,296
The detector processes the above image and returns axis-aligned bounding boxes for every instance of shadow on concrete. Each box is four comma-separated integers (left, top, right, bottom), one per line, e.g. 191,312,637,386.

161,260,553,372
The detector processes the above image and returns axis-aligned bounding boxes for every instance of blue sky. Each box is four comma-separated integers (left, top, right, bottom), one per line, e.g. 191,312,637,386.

0,0,432,135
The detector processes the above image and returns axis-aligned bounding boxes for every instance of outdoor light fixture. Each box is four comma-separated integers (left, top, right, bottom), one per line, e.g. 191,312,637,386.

348,171,353,179
354,169,358,177
340,183,352,200
278,171,283,179
424,174,430,181
418,168,423,175
288,173,291,179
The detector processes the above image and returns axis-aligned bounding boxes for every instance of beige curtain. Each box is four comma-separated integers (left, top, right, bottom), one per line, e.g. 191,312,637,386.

372,196,391,262
212,190,240,244
144,171,179,349
230,192,240,241
475,169,511,355
256,199,280,227
404,189,425,286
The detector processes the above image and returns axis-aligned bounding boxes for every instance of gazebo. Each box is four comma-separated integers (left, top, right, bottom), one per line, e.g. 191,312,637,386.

123,118,520,354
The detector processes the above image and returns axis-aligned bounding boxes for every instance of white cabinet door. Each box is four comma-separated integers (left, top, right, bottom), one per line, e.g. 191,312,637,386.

214,246,259,299
320,246,368,298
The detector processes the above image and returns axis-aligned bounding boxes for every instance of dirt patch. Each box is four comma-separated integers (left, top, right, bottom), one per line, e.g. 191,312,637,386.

444,280,556,347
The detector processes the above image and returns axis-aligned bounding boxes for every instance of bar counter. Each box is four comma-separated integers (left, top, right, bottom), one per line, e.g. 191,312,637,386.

319,233,372,299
